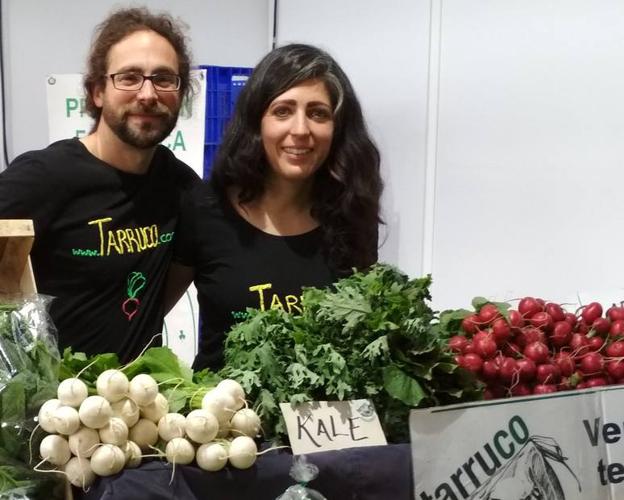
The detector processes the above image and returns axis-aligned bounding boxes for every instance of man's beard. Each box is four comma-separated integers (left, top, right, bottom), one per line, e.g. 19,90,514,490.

102,103,179,149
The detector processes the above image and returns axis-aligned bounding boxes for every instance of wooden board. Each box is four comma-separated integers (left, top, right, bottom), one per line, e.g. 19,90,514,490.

0,219,37,297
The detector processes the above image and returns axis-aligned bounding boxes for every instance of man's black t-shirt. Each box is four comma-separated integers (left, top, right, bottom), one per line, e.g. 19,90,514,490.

0,138,200,361
174,183,336,371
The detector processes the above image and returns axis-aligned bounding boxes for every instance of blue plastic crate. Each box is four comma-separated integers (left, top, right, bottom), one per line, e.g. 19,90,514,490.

199,65,253,178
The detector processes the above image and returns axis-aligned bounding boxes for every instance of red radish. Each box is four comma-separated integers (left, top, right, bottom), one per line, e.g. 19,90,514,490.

533,384,558,394
576,382,588,389
581,302,603,325
461,314,480,335
518,297,543,319
491,318,511,344
576,321,590,335
536,298,546,307
606,360,624,379
579,352,604,375
530,312,554,332
607,306,624,322
483,388,495,400
606,341,624,358
508,310,525,329
569,333,590,355
524,341,549,364
463,342,476,355
502,342,522,358
460,353,483,373
536,363,561,384
487,384,506,399
585,376,608,388
592,318,611,336
564,313,578,328
554,352,575,377
473,334,497,359
478,304,501,325
510,383,532,397
516,359,537,382
609,320,624,338
545,303,566,322
517,327,546,348
482,360,500,380
549,321,572,348
588,336,606,352
448,336,468,353
499,358,518,383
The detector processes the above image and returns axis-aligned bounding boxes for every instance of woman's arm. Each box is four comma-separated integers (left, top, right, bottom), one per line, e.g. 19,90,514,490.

164,262,195,314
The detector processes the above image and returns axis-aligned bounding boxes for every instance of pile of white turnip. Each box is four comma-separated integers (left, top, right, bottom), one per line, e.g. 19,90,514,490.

35,371,263,489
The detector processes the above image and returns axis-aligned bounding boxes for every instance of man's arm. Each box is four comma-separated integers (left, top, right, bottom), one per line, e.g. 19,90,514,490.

164,262,195,314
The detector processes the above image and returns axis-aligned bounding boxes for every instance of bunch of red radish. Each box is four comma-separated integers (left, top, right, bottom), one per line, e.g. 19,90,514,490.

449,297,624,399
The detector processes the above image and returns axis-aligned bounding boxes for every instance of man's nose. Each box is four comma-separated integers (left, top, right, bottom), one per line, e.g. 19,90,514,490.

136,79,158,102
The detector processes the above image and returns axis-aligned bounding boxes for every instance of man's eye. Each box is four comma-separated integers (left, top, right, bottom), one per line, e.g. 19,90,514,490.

153,75,177,88
117,74,141,84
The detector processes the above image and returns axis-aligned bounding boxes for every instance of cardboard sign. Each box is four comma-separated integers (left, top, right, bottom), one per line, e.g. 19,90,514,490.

45,71,207,365
410,386,624,500
280,399,387,455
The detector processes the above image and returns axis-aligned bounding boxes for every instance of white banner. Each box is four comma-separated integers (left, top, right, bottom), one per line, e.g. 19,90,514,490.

410,386,624,499
46,71,207,366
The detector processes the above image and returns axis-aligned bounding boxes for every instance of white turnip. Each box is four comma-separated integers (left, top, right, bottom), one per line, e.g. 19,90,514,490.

64,456,96,488
196,442,228,471
128,418,159,451
185,409,219,444
53,405,81,436
96,369,129,403
57,378,89,408
140,392,169,423
128,374,158,406
216,379,246,410
99,417,129,446
165,437,195,465
79,395,112,429
110,397,140,428
90,444,126,477
123,440,142,468
230,408,261,438
37,398,61,434
39,434,71,466
227,436,257,469
158,413,186,442
68,426,100,458
201,390,236,424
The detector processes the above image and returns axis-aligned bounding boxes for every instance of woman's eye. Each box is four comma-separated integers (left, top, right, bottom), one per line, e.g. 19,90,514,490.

309,108,332,121
272,107,291,118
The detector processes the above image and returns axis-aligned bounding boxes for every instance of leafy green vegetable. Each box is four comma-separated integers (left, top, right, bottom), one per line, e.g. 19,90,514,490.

0,298,63,499
220,263,483,442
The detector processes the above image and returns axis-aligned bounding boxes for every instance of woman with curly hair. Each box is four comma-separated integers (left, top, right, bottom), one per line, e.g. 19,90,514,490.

166,43,383,371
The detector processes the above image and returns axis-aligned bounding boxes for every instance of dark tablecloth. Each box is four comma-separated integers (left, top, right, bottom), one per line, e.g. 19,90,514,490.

75,443,412,500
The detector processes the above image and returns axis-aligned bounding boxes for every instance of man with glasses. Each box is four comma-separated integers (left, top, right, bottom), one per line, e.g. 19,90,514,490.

0,7,200,361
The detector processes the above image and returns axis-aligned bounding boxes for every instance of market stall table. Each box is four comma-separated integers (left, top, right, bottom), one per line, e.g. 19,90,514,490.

75,443,412,500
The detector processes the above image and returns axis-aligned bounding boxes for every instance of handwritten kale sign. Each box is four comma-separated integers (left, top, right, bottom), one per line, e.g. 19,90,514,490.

410,386,624,499
280,399,387,455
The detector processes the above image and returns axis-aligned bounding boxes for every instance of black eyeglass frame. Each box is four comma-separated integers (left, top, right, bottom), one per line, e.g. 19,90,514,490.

107,73,182,92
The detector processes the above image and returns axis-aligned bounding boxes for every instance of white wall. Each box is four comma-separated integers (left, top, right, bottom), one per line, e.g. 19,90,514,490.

1,0,270,163
277,0,624,310
276,0,431,276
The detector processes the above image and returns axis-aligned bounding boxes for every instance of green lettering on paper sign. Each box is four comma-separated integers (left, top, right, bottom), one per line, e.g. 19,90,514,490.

166,130,186,151
65,97,86,118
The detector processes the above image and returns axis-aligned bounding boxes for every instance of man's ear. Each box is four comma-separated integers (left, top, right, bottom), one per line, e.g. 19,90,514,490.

92,81,105,108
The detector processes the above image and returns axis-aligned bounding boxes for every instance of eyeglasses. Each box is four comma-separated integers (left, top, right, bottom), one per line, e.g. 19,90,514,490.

108,72,181,92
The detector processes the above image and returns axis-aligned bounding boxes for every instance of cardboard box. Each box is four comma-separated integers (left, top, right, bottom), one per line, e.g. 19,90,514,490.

0,219,37,298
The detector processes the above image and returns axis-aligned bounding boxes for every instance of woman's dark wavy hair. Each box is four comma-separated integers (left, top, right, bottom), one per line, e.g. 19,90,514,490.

83,7,192,124
211,43,383,274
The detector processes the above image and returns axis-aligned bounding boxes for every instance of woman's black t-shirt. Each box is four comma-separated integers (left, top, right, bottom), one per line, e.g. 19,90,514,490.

173,183,336,371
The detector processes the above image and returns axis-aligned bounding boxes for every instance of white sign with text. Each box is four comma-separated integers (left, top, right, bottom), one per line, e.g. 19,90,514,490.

280,399,387,455
410,386,624,500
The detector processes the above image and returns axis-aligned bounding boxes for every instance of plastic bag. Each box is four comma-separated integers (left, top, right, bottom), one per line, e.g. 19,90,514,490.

276,455,327,500
0,295,64,500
